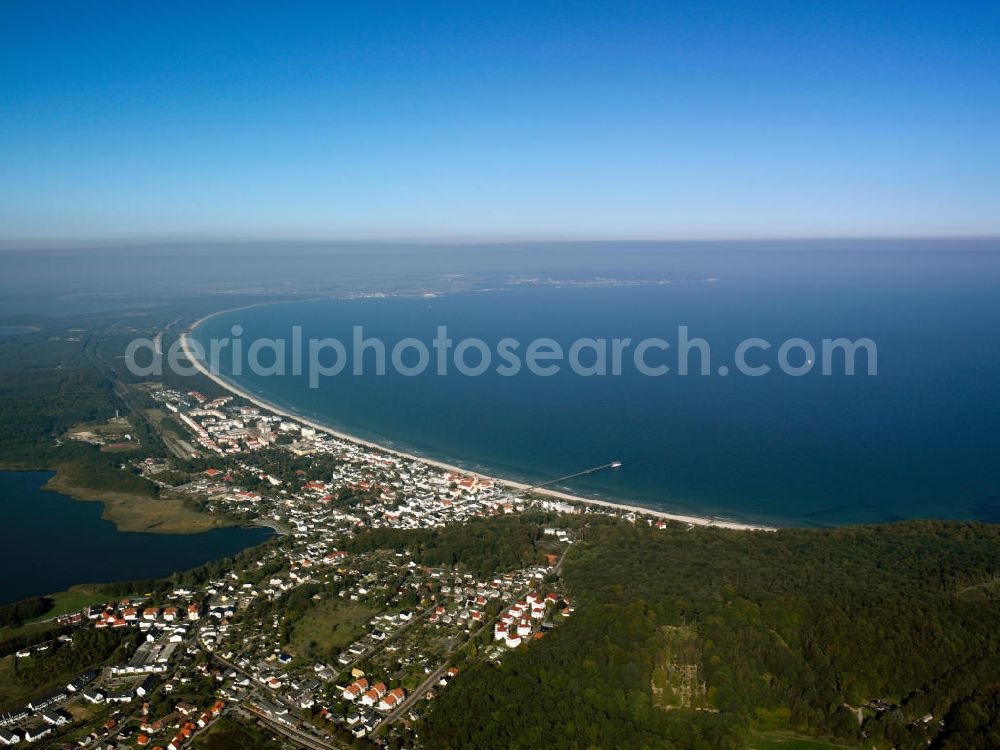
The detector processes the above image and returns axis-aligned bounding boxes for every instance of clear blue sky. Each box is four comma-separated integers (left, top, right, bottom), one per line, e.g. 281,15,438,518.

1,1,998,241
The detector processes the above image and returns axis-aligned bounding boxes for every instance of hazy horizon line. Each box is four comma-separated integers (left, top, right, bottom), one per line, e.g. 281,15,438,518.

2,232,1000,252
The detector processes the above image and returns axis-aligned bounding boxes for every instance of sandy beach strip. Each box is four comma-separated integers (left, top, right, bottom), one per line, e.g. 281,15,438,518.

178,307,776,532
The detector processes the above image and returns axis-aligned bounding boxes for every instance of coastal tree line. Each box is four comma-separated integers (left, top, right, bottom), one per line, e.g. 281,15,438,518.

418,519,1000,750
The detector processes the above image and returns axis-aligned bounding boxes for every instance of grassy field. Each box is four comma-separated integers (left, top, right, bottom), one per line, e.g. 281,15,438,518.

290,599,376,662
64,701,99,723
0,653,80,712
44,470,233,534
0,618,52,643
749,730,857,750
35,585,108,621
0,656,28,709
0,585,108,644
195,714,282,750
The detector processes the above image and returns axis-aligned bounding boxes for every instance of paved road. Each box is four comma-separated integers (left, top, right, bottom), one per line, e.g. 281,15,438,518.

204,638,346,749
242,704,341,750
553,543,571,575
380,663,447,726
380,542,572,729
336,600,436,675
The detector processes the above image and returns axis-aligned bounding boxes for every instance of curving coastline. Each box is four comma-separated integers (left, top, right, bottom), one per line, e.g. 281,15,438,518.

179,306,776,532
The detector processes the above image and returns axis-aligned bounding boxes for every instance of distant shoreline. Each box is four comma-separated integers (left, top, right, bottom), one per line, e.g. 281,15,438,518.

179,304,776,532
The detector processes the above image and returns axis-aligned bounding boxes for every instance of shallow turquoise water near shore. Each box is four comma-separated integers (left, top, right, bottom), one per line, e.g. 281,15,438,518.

0,471,272,605
195,247,1000,527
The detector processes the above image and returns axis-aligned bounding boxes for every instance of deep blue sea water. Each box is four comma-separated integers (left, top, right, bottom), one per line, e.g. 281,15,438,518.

0,471,272,605
194,246,1000,527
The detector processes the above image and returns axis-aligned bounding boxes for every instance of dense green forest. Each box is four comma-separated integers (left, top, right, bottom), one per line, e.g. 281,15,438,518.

0,596,52,629
0,365,116,465
346,513,551,577
0,305,255,506
7,627,132,694
934,688,1000,749
0,321,161,500
419,519,1000,750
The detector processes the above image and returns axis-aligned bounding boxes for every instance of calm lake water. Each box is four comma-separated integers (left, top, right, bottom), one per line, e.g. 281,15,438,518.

0,471,272,605
195,245,1000,528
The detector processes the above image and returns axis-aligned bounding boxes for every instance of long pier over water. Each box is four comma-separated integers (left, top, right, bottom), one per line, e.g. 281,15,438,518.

525,460,622,492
